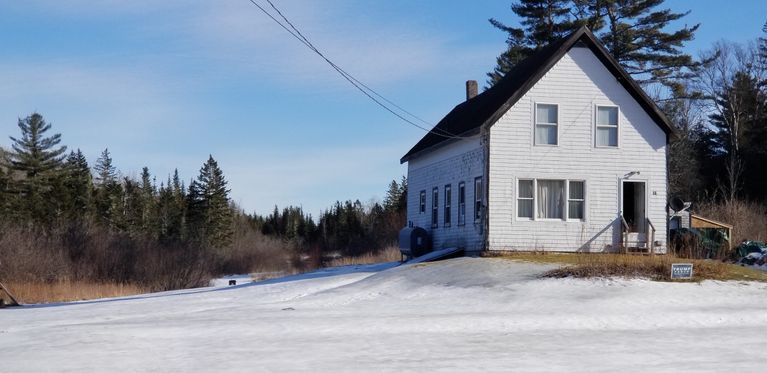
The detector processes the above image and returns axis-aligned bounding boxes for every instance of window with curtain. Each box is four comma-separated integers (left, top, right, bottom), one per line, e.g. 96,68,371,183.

535,103,558,145
596,106,618,147
517,180,533,218
568,181,585,220
536,180,564,219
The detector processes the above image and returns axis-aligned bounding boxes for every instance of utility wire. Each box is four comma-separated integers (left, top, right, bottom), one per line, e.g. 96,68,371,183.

246,0,465,139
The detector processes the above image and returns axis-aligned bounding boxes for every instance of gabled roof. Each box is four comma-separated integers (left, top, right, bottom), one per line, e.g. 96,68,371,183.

400,26,675,163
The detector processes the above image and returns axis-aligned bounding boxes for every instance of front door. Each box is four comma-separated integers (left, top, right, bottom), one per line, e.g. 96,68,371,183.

622,181,646,238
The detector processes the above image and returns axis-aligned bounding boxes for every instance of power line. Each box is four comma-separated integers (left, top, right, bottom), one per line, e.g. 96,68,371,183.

245,0,465,139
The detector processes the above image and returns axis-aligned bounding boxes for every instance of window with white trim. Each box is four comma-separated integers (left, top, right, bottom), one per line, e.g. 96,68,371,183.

444,184,451,227
458,182,466,226
517,179,534,219
568,181,585,220
419,190,426,213
516,179,586,221
431,188,438,228
535,103,558,145
537,180,565,219
474,177,483,223
596,106,618,147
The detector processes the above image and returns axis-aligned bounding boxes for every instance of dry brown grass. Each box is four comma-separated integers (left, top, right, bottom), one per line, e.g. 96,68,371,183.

492,251,767,282
325,246,402,267
2,281,147,304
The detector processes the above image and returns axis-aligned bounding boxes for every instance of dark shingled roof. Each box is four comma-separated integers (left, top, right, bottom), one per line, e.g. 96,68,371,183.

400,26,675,163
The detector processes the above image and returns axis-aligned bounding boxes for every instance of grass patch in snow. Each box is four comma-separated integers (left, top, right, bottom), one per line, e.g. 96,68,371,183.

2,281,147,304
487,252,767,282
325,246,402,267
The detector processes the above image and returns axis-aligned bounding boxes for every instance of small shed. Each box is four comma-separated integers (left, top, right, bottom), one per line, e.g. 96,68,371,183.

690,214,733,248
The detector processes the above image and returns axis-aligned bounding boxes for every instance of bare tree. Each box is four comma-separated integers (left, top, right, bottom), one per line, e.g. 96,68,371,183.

695,41,764,201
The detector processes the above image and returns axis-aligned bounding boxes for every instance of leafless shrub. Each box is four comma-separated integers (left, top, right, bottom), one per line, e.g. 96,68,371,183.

325,246,402,267
696,199,767,246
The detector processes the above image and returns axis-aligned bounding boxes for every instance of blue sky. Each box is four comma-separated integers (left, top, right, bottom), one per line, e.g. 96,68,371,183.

1,1,765,217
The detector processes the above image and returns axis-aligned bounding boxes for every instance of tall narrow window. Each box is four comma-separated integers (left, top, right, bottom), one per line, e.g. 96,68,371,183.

535,103,558,145
431,188,438,228
458,182,466,226
536,180,564,219
474,177,483,223
517,179,534,219
596,106,618,147
568,181,585,220
444,184,451,227
419,190,426,213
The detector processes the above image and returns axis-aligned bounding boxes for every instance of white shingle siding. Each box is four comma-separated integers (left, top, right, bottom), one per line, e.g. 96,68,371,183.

406,135,485,251
487,47,667,251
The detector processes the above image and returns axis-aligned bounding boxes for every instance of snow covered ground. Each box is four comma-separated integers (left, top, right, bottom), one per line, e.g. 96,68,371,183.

2,257,767,372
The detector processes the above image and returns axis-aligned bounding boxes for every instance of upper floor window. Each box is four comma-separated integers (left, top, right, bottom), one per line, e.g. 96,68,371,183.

596,106,619,147
535,103,558,146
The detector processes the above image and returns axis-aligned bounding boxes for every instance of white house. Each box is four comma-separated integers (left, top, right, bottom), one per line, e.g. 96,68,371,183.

401,27,674,254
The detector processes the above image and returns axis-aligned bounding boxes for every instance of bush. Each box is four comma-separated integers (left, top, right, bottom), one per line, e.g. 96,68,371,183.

696,199,767,255
0,218,297,294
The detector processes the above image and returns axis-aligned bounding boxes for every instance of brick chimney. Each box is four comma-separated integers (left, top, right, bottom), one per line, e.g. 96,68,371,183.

465,80,478,101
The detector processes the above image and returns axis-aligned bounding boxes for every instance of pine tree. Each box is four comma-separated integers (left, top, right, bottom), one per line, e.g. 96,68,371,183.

63,149,93,219
488,0,701,89
137,167,158,235
5,113,67,222
92,148,124,229
186,156,232,248
383,179,402,213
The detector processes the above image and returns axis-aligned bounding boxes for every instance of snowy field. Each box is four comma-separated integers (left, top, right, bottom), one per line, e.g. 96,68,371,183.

2,257,767,372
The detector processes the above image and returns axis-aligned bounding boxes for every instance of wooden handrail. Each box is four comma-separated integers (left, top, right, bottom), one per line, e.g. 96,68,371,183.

620,213,629,253
620,214,629,232
646,218,656,254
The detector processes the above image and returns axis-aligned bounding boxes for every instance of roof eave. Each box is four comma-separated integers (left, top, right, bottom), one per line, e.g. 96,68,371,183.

400,127,482,164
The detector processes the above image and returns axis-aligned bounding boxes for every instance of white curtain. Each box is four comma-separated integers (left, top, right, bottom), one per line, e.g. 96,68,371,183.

537,180,564,219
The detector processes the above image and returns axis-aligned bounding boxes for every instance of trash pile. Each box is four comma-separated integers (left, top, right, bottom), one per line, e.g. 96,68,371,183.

735,241,767,272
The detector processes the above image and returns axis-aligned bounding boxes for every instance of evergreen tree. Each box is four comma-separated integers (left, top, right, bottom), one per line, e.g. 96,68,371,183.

383,179,402,213
5,113,67,222
488,0,701,89
138,167,158,235
92,148,124,229
186,156,232,248
63,149,93,218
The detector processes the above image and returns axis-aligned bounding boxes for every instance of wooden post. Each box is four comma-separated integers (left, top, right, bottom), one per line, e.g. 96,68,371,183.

0,281,20,307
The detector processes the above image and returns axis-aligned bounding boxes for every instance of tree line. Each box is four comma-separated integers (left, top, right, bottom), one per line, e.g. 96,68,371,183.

251,177,406,258
1,113,233,249
0,114,407,289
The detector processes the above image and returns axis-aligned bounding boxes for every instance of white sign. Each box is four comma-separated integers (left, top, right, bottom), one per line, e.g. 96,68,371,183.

671,263,693,279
